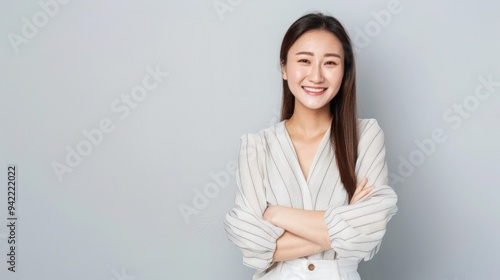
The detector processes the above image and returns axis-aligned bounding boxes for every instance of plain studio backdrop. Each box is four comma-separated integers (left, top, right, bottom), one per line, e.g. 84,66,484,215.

1,1,499,279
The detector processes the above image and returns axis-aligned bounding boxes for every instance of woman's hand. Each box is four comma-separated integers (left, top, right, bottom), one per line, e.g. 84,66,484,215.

350,177,374,204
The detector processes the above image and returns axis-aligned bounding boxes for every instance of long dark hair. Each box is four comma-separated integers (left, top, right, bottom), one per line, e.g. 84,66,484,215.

279,13,358,200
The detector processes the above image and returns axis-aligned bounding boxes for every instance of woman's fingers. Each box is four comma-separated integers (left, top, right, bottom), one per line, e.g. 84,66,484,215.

350,178,374,204
357,186,374,199
353,177,368,197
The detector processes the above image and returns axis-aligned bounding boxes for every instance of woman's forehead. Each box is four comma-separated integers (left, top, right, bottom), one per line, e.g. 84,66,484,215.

289,30,344,56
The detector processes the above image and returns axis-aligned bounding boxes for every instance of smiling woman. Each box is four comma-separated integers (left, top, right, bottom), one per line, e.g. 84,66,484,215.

282,30,344,112
224,13,398,280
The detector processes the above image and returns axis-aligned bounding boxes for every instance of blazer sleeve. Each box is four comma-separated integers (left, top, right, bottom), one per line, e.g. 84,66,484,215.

224,133,285,271
324,119,398,261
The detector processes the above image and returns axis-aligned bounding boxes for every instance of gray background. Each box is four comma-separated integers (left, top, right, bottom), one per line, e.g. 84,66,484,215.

1,0,499,279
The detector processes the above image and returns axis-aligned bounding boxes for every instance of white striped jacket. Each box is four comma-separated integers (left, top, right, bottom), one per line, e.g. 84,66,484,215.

224,119,398,274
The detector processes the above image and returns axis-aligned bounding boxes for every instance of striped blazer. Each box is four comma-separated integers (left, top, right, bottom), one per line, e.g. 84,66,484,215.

224,118,398,273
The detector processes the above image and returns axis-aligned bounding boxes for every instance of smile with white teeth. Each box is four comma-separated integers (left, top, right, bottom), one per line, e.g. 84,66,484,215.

303,86,326,93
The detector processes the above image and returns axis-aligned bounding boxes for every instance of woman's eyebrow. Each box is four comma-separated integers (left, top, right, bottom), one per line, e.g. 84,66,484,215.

295,51,341,58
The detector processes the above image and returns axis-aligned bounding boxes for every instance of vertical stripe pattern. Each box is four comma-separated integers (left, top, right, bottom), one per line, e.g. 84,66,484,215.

224,118,398,275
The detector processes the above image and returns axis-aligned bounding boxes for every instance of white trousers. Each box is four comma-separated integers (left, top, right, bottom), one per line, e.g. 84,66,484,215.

254,259,360,280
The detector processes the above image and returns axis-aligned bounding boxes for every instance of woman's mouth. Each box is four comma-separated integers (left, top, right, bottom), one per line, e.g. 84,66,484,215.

302,86,327,96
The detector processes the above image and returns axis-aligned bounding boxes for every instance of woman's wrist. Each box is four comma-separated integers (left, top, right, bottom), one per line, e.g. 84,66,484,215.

263,205,283,225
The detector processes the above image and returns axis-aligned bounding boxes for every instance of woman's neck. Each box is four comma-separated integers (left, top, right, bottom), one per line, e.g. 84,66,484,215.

286,103,332,138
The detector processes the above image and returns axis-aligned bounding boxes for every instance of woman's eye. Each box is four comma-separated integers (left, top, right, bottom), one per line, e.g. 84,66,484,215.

298,59,309,63
325,61,337,65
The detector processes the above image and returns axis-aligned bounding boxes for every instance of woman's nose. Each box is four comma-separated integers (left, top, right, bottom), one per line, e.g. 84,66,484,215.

308,64,324,83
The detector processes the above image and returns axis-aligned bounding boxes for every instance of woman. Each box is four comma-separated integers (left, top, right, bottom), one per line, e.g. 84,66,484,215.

224,12,398,280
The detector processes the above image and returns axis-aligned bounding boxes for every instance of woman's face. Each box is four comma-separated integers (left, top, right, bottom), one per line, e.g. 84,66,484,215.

282,29,344,112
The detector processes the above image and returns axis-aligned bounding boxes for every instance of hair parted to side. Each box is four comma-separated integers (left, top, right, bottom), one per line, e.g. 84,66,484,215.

279,12,359,201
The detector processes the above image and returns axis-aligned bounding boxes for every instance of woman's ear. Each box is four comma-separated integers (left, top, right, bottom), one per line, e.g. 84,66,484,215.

281,61,287,80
